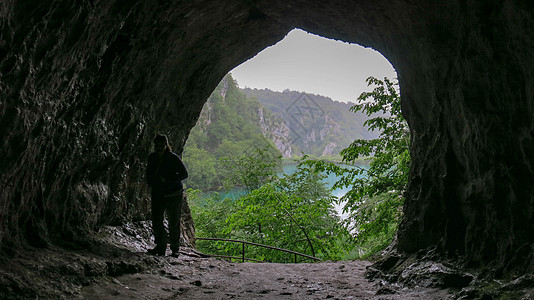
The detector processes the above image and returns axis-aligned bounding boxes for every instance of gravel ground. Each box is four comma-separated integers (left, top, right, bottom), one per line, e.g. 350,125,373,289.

81,252,453,300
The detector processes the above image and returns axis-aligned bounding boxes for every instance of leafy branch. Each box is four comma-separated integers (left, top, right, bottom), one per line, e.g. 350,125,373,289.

304,76,410,255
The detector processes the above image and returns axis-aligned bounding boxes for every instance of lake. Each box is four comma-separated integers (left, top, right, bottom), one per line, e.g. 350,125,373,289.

201,163,369,218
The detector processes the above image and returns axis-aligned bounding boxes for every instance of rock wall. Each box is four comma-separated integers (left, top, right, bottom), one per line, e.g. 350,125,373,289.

387,2,534,276
0,0,288,247
1,0,533,276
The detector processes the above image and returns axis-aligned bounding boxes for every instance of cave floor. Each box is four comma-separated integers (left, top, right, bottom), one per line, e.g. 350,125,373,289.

81,254,453,300
0,222,472,299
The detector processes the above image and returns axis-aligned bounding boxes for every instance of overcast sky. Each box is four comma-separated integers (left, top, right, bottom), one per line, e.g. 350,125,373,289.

230,29,397,103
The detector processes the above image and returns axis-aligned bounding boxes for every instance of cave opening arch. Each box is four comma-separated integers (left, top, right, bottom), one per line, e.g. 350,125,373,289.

184,27,403,260
1,0,532,277
188,4,534,276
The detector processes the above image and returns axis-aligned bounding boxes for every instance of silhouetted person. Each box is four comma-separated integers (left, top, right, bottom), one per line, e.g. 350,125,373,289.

146,134,188,257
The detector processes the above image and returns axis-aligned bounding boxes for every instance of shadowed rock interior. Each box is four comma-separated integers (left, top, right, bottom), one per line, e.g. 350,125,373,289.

1,0,533,278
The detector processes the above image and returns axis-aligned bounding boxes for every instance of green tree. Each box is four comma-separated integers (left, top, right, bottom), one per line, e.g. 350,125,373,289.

190,157,351,262
305,76,410,255
187,189,237,254
182,146,218,190
219,145,282,192
223,161,350,262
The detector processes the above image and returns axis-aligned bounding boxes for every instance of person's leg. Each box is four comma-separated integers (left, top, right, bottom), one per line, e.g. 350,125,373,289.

150,195,167,255
166,190,183,257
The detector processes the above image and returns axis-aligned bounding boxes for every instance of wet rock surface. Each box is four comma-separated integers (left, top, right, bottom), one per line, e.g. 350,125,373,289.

368,249,534,300
82,257,457,300
0,222,163,299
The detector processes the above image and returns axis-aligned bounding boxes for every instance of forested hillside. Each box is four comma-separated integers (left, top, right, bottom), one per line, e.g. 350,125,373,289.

183,75,283,190
242,87,379,156
183,74,379,190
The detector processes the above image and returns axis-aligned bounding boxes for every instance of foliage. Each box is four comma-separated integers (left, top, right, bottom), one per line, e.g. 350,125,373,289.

188,189,237,254
184,73,380,190
182,75,282,190
189,158,352,262
188,75,409,262
304,76,410,256
219,146,281,192
182,146,218,190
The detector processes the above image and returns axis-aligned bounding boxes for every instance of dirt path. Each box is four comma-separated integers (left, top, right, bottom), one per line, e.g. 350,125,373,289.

81,254,452,299
0,222,462,299
1,222,531,299
1,221,531,299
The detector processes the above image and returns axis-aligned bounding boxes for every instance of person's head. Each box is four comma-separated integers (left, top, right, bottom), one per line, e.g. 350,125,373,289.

153,134,171,154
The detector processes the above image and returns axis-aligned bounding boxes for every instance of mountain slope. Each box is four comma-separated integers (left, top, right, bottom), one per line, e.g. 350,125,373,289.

242,88,379,156
183,75,284,190
183,74,379,189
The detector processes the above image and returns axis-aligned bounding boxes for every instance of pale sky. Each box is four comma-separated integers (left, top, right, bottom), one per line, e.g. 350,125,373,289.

231,29,397,103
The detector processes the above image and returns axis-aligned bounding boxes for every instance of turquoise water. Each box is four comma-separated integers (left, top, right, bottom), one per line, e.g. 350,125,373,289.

201,163,369,217
282,163,368,218
281,164,366,196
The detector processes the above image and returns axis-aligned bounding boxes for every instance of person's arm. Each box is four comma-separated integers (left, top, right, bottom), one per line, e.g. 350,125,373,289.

176,156,188,181
167,154,188,182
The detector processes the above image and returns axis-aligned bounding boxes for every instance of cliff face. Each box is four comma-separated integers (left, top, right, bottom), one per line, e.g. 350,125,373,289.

1,0,533,277
244,88,376,157
258,106,292,157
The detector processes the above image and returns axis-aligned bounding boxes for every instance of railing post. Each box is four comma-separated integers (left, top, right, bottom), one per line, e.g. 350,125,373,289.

294,253,297,263
242,242,245,263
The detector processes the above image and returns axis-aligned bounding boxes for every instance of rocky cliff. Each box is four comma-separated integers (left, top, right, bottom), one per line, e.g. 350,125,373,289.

1,0,533,279
258,106,293,157
181,75,286,190
244,88,377,157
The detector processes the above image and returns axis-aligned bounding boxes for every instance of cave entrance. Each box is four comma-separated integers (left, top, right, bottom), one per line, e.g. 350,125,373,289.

184,28,404,261
3,0,531,282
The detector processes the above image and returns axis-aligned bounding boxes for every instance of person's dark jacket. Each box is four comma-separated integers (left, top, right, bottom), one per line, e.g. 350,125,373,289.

146,150,188,196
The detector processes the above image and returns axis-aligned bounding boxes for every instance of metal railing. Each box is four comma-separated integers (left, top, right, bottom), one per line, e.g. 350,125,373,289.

195,237,321,263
